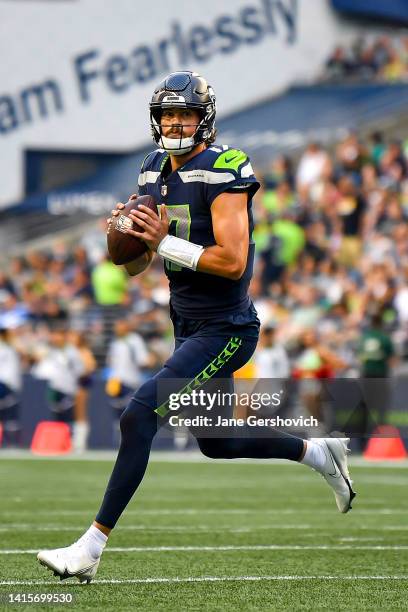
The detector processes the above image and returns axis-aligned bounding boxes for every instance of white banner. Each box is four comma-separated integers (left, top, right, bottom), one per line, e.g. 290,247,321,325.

0,0,360,207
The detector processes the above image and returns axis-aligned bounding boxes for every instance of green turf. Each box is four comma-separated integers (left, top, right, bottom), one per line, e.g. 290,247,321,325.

0,457,407,611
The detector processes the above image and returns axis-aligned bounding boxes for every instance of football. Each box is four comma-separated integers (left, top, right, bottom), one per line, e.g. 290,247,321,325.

107,194,158,265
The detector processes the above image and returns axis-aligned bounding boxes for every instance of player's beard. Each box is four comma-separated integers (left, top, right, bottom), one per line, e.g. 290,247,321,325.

159,125,196,155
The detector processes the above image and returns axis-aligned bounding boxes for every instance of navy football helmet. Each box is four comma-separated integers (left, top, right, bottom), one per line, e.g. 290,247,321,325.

150,71,216,155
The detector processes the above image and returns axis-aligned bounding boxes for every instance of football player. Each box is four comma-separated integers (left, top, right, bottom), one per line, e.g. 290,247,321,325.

37,71,355,583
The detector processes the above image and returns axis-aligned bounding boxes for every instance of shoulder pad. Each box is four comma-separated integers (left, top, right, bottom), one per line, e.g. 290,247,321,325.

141,150,167,172
212,147,248,173
206,146,255,179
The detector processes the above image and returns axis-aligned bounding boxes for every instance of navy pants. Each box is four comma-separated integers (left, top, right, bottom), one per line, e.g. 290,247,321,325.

96,306,304,528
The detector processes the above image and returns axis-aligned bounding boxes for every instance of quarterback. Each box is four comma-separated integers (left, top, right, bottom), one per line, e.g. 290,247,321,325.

37,71,356,583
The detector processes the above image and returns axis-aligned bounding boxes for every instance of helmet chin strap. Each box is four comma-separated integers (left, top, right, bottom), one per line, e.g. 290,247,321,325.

159,134,195,155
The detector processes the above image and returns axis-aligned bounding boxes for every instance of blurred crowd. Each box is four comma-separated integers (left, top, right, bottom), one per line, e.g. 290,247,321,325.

252,130,407,370
1,126,407,446
324,34,408,83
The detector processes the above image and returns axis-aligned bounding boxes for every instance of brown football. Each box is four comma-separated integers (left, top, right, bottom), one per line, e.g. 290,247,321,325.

107,194,158,265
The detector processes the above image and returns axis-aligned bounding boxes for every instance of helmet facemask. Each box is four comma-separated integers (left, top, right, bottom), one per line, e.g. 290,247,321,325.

151,103,216,156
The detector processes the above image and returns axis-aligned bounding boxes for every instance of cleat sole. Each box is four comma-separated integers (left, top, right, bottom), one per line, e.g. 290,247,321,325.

37,554,97,584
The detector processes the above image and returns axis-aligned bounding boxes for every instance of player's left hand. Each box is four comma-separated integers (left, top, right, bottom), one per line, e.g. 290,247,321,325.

127,203,169,251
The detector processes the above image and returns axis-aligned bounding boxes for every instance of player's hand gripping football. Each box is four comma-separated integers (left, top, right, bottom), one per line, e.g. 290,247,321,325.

106,194,137,235
127,201,169,252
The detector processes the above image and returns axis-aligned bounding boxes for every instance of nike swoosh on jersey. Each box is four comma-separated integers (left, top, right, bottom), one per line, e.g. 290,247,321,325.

224,155,240,164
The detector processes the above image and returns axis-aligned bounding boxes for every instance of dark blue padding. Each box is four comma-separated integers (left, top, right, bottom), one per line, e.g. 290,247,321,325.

332,0,408,25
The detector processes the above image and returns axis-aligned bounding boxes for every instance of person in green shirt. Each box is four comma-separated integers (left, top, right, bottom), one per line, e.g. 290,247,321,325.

358,312,394,378
91,257,128,306
357,312,395,446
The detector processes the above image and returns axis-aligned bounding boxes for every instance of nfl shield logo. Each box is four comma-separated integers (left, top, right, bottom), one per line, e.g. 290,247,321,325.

161,185,168,197
115,214,133,234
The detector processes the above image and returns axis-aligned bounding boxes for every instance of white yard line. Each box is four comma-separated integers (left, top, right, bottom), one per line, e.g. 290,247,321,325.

338,537,386,542
0,525,391,539
0,575,408,587
1,544,407,555
1,508,407,516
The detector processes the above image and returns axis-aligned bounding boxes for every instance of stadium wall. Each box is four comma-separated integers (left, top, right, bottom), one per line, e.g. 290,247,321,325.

0,0,364,209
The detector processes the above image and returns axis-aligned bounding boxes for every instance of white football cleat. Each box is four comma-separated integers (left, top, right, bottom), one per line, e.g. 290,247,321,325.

310,437,356,513
37,540,100,584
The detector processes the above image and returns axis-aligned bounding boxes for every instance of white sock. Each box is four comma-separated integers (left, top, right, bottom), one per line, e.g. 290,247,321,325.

78,525,108,560
72,421,89,453
300,440,326,471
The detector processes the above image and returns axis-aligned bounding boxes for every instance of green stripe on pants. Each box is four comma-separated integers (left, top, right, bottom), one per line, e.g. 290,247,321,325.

155,336,243,418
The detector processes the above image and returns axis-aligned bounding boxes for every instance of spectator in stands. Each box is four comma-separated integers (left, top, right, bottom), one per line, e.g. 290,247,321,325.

382,48,406,81
263,155,294,190
336,132,367,179
0,271,16,304
373,36,394,73
303,221,328,263
255,323,290,380
293,329,346,431
0,326,22,447
80,219,110,266
287,285,323,333
0,293,30,329
335,175,366,266
106,320,152,445
69,330,97,453
91,255,128,307
394,265,408,326
32,327,85,425
359,310,395,376
8,257,30,296
263,180,296,216
380,141,407,186
369,131,386,167
356,46,378,81
259,233,286,290
130,281,166,341
324,34,408,83
296,142,332,194
324,46,355,81
357,311,396,446
91,254,129,359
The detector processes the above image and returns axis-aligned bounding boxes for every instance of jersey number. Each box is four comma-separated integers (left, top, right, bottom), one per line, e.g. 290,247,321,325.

165,204,191,271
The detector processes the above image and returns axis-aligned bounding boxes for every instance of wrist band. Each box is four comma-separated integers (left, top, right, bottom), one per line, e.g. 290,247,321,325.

157,235,204,271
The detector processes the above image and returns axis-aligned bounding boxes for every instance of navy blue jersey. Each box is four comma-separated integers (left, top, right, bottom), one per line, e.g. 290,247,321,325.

138,145,260,319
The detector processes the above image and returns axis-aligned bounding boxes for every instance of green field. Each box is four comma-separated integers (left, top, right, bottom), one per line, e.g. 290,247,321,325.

0,455,407,611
